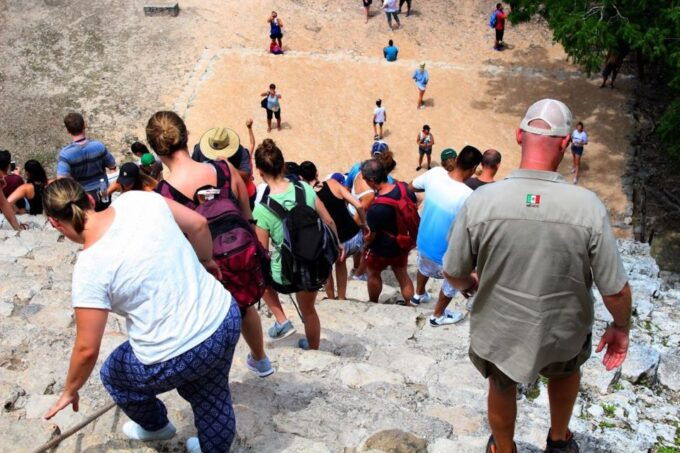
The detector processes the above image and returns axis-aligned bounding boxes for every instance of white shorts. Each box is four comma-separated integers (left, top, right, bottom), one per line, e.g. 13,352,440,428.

417,253,457,299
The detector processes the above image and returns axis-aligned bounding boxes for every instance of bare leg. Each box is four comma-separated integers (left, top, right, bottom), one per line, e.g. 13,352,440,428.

263,286,287,324
367,266,383,302
241,306,266,360
417,153,423,169
355,252,368,276
432,289,453,317
547,371,580,441
277,37,282,48
426,153,431,169
373,122,377,137
610,68,618,88
296,291,320,349
573,154,581,183
415,271,428,296
488,379,518,453
336,257,349,300
418,90,424,108
379,124,383,138
365,6,369,23
325,272,336,299
276,115,282,130
266,117,272,132
392,264,414,305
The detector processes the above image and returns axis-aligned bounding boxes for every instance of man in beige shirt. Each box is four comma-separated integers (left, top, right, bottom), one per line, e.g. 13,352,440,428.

443,99,632,453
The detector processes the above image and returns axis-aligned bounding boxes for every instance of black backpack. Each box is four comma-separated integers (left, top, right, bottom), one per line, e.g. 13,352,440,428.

261,182,339,291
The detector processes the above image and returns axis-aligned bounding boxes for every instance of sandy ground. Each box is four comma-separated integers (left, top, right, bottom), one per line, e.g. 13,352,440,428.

174,0,632,220
1,0,633,221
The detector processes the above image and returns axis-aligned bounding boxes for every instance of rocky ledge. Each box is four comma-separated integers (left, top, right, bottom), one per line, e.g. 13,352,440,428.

0,215,678,452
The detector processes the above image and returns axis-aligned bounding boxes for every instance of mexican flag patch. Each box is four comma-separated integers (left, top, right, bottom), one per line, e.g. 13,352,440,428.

526,194,541,207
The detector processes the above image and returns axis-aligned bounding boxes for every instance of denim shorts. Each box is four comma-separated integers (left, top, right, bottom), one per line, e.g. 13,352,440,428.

343,230,364,256
417,254,457,298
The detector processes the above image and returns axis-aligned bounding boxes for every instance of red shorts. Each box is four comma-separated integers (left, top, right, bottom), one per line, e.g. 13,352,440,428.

365,250,409,271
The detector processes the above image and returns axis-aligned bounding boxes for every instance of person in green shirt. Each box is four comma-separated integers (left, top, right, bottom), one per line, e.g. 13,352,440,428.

252,139,337,350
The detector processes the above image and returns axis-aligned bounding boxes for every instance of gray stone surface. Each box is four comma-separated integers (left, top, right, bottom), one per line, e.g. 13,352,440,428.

0,224,678,452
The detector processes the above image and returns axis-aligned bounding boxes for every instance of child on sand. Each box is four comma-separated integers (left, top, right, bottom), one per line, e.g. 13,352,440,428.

373,99,386,139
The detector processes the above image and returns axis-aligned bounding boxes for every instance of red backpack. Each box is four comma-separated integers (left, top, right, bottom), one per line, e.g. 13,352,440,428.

156,161,270,308
372,181,420,251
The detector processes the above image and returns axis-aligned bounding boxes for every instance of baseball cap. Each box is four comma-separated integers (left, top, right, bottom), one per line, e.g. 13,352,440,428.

440,148,457,161
140,153,155,166
329,172,346,185
118,162,140,186
519,99,573,137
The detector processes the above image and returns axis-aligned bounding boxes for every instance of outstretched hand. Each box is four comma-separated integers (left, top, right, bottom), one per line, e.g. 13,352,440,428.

596,324,629,371
246,118,253,128
44,391,79,420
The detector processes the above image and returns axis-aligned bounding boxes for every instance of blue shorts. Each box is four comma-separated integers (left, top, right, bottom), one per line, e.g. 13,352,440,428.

571,145,584,156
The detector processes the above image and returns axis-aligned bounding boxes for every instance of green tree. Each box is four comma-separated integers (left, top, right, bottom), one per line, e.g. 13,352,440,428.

509,0,680,158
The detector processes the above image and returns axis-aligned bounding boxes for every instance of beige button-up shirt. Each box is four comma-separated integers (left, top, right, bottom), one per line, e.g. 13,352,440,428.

444,169,628,383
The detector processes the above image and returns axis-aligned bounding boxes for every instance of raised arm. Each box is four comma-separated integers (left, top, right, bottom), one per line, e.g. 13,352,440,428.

246,118,255,153
226,161,252,219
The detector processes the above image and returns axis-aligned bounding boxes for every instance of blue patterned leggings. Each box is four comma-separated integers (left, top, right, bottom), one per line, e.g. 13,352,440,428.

100,302,241,452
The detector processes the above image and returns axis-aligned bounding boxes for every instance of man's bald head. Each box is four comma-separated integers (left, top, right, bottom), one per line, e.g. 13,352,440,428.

517,119,571,171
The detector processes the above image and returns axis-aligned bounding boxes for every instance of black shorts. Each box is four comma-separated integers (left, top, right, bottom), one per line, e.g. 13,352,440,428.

602,63,616,78
266,108,281,120
495,29,504,43
373,121,384,126
270,32,283,40
418,147,432,156
363,0,372,6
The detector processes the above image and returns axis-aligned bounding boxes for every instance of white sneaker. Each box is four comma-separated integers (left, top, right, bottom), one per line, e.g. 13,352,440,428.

186,437,201,452
122,421,176,441
411,291,432,305
429,309,465,326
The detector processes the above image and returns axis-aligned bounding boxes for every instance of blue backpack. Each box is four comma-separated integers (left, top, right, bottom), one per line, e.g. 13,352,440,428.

489,11,497,28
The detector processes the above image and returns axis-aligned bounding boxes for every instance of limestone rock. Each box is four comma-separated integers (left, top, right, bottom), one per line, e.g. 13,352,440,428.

620,342,660,383
657,352,680,391
361,429,427,453
337,363,405,388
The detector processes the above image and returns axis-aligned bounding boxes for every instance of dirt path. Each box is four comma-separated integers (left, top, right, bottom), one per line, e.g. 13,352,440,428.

1,0,633,225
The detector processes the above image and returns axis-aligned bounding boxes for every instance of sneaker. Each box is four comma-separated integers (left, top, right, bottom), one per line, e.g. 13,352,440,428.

429,309,465,326
573,177,579,185
544,430,580,453
268,320,296,341
419,105,426,109
298,338,310,350
411,291,432,305
122,421,176,441
186,437,201,453
246,354,275,377
351,272,368,281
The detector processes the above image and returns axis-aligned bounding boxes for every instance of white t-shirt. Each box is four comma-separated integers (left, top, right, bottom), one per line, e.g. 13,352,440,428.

571,130,588,147
374,107,386,123
412,167,472,264
71,191,231,365
383,0,399,12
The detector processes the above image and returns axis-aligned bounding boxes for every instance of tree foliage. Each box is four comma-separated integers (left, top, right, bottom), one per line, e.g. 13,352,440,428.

510,0,680,158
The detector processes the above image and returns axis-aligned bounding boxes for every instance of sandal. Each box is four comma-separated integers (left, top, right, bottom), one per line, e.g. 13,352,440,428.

485,435,518,453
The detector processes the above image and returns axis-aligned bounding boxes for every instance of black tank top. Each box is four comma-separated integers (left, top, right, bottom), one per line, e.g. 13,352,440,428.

316,181,359,243
29,183,44,215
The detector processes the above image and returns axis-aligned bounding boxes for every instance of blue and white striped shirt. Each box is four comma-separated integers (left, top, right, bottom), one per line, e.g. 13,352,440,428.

57,138,116,192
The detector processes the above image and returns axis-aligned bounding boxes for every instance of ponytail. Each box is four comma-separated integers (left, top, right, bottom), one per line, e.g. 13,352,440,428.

43,178,91,233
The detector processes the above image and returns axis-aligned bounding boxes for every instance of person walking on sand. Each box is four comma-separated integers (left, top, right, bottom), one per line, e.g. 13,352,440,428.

416,124,434,171
42,178,242,453
443,99,631,453
399,0,412,16
373,99,387,139
382,0,400,30
413,63,429,109
362,0,372,23
570,121,588,185
261,84,282,132
600,50,626,89
268,11,284,49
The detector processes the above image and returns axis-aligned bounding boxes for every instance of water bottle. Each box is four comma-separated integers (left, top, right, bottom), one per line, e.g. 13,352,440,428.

98,178,109,204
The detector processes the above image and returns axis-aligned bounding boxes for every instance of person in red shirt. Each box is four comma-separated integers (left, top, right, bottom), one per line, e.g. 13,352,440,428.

0,150,25,211
493,3,507,51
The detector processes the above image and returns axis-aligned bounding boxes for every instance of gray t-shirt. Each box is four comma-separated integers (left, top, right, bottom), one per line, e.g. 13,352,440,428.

443,169,628,383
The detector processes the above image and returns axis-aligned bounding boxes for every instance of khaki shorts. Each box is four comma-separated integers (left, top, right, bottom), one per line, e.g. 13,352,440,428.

469,334,592,390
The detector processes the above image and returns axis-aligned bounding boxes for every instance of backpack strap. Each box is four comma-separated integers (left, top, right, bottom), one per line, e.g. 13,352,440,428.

261,192,287,220
293,181,307,207
211,160,232,190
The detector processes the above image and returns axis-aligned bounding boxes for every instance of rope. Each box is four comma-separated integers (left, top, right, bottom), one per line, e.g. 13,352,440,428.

30,401,117,453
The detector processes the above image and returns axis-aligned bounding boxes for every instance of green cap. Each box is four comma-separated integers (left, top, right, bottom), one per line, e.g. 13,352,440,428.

440,148,457,162
140,153,155,166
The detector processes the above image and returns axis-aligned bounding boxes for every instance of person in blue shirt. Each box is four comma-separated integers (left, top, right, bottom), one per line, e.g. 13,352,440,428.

383,40,399,62
412,63,429,109
57,112,116,211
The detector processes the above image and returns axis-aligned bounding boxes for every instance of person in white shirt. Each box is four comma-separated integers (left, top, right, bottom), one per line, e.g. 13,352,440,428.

570,121,589,184
382,0,400,29
42,178,240,453
373,99,387,139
